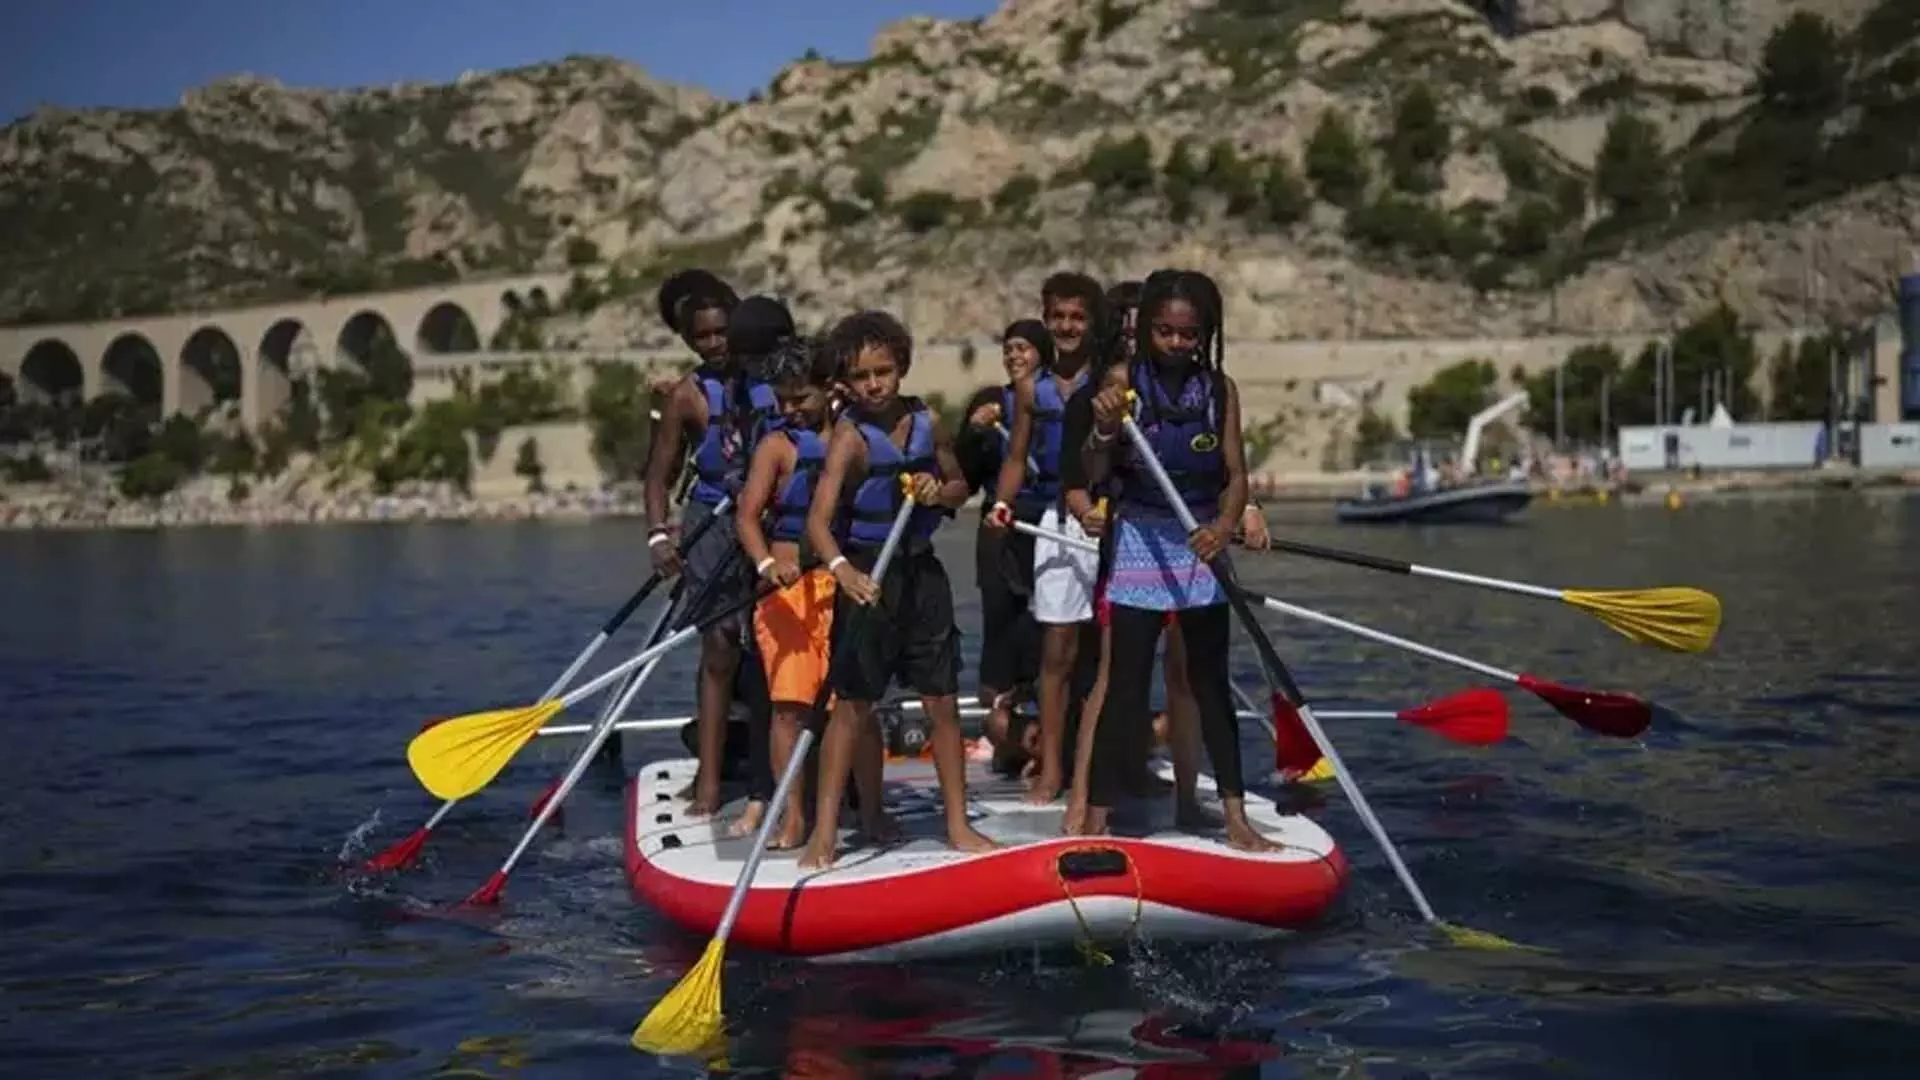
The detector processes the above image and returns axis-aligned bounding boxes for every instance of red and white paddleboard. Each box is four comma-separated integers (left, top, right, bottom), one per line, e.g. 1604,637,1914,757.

625,756,1348,963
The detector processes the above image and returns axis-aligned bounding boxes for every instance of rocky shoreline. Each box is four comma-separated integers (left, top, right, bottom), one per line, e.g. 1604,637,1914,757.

4,467,1916,532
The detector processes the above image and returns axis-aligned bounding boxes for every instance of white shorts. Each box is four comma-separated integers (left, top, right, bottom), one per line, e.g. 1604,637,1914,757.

1030,506,1100,625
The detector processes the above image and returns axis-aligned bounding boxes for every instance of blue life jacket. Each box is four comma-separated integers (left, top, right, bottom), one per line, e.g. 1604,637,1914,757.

844,404,945,548
688,370,782,506
1116,361,1224,520
1001,369,1086,514
768,426,827,543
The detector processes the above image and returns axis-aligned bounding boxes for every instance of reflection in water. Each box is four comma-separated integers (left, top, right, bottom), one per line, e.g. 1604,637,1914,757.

4,499,1920,1077
725,967,1283,1078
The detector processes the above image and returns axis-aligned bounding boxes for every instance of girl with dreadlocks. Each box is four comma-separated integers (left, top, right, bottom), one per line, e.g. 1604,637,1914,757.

1078,269,1276,851
642,270,768,817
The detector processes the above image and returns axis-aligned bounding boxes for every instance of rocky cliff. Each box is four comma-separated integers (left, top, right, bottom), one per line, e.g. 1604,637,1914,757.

1,0,1913,345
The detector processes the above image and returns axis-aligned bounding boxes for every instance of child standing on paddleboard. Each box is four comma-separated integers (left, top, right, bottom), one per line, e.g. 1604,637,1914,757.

643,271,769,816
1079,269,1276,851
799,311,997,870
732,335,864,850
985,272,1105,805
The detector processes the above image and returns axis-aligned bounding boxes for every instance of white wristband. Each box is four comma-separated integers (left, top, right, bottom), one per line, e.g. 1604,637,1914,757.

827,555,848,572
647,531,670,549
755,556,775,576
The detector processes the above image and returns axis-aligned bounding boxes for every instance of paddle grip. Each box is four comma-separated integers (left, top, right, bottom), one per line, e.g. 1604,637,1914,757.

1271,537,1410,576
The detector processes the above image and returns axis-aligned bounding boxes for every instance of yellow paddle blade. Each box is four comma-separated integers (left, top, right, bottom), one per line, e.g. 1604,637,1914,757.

631,937,726,1055
1561,587,1722,653
406,701,565,801
1439,921,1548,953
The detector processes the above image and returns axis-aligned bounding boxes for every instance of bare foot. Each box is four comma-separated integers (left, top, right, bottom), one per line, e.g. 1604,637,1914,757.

797,837,839,870
1061,796,1088,836
729,800,766,838
946,822,998,854
1175,799,1224,831
1225,817,1281,852
770,816,808,851
1080,807,1112,836
1024,769,1063,805
687,778,722,817
858,810,901,846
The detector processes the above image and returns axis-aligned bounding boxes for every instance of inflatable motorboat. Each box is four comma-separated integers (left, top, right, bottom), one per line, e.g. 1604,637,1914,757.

625,755,1349,963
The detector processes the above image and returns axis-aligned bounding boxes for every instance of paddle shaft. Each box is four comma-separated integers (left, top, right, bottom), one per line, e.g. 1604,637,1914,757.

492,652,675,878
992,421,1041,476
1251,590,1522,686
1117,411,1442,926
1266,537,1562,600
544,497,732,705
538,705,1397,739
408,509,721,839
709,496,921,945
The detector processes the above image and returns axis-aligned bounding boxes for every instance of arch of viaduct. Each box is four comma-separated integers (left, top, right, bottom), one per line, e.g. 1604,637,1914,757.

0,271,576,428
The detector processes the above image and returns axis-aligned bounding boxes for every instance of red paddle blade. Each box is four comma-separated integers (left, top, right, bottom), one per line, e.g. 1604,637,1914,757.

1516,674,1652,738
528,779,566,825
1271,693,1324,777
460,871,507,908
1396,688,1510,746
361,827,429,873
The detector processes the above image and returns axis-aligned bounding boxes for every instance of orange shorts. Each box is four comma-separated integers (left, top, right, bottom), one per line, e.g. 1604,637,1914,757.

754,569,837,707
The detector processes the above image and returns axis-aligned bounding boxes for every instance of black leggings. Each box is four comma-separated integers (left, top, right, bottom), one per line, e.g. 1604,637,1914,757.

1089,602,1244,808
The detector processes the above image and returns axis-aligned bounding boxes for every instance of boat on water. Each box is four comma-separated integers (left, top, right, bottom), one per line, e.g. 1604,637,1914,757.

1334,478,1534,525
624,752,1348,963
1339,391,1534,525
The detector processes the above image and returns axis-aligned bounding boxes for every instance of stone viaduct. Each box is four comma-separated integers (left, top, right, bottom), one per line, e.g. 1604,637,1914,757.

0,271,576,428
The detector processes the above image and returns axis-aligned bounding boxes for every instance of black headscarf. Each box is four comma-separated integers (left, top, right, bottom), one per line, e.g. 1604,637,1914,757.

1002,318,1056,371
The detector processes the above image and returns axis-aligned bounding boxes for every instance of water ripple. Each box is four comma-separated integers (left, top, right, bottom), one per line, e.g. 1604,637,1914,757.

2,503,1918,1077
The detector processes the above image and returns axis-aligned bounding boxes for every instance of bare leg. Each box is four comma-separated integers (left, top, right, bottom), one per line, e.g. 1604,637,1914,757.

688,627,741,816
1027,623,1078,803
920,693,996,853
798,698,866,870
1063,621,1110,836
759,705,808,849
853,712,897,844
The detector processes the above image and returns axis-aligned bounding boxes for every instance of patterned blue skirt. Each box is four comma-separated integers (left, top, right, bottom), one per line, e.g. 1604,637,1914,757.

1103,509,1224,612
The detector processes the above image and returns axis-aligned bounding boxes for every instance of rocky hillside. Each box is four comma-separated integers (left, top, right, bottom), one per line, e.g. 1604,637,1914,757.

1,0,1914,344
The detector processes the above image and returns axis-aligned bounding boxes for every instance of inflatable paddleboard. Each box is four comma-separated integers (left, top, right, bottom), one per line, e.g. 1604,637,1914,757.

625,756,1348,963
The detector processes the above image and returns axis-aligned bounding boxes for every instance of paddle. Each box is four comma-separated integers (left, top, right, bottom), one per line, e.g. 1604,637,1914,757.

1261,536,1720,653
362,504,728,872
528,575,698,823
631,484,923,1057
1240,587,1654,739
1021,521,1512,755
1115,394,1531,951
406,577,774,804
528,512,760,822
463,627,682,906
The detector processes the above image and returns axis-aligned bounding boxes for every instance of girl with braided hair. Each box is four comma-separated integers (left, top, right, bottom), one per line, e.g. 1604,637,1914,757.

1075,269,1277,851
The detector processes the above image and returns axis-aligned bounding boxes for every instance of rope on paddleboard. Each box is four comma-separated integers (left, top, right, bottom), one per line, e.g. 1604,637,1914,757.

1053,844,1143,966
